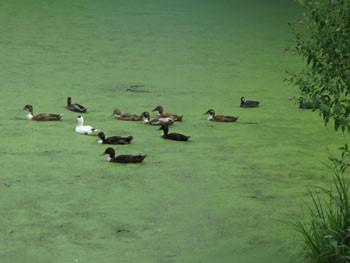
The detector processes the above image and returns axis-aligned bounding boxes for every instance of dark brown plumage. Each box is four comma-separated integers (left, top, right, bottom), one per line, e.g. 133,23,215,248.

23,105,62,121
141,111,175,126
66,97,87,113
152,106,183,121
112,109,142,121
97,132,133,145
102,147,146,163
159,124,190,141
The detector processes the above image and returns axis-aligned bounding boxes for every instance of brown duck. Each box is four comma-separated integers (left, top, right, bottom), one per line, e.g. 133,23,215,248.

152,105,183,121
66,97,87,113
205,109,238,122
141,112,175,126
23,105,63,121
112,109,142,121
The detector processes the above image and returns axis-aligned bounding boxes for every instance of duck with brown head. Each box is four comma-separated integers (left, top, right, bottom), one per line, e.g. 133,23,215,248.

66,97,87,113
141,111,175,126
205,109,239,122
23,104,63,121
152,105,183,121
112,109,142,121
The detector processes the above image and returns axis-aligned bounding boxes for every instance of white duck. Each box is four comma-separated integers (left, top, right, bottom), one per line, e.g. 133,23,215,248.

75,115,100,135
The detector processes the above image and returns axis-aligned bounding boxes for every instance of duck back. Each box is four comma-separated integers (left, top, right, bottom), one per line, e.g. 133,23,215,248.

163,133,190,141
114,154,146,163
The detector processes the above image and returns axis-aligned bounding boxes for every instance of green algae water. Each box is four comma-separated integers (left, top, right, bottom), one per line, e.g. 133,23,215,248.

0,0,348,262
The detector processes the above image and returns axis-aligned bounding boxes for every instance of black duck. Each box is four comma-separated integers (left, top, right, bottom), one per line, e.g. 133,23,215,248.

102,147,146,163
97,132,133,145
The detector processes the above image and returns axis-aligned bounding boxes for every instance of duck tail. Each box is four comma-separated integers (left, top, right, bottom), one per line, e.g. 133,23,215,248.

59,113,63,120
126,136,133,143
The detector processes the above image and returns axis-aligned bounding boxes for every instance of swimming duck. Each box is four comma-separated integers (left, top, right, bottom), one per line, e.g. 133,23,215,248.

299,97,314,109
112,109,142,121
205,109,239,122
152,106,183,121
102,147,146,163
75,115,100,135
97,132,133,145
23,104,63,121
66,97,87,113
159,124,190,141
141,111,175,126
240,97,260,108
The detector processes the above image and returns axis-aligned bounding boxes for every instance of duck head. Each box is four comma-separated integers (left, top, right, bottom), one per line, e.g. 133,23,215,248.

67,97,72,105
240,97,246,103
97,132,105,144
205,109,215,120
152,105,163,114
112,109,121,117
23,104,33,113
102,147,115,161
76,115,84,126
23,104,34,119
141,111,150,123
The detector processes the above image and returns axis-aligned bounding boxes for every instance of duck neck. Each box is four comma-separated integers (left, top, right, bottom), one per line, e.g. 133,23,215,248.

98,134,105,144
76,119,84,127
143,117,150,124
208,114,214,120
26,112,34,120
162,127,169,135
109,151,116,161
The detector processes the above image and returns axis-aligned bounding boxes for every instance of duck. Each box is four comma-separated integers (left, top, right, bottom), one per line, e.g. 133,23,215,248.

66,97,87,113
75,115,100,135
102,147,146,163
299,97,314,109
141,111,175,126
152,105,183,121
23,104,63,121
205,109,239,122
159,124,190,141
112,109,142,121
97,132,133,145
240,97,260,108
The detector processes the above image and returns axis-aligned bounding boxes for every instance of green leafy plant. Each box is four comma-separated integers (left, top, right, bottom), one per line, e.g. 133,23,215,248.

292,145,350,262
288,0,350,132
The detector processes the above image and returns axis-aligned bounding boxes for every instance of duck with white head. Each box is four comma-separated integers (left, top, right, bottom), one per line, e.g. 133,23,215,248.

74,115,100,135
